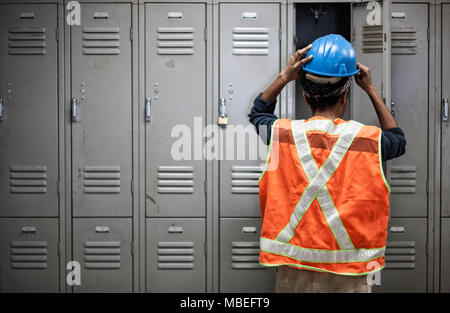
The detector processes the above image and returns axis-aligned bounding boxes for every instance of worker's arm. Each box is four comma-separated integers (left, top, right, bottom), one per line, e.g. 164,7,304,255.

249,45,313,143
355,63,406,160
261,45,313,103
248,94,278,145
355,63,398,130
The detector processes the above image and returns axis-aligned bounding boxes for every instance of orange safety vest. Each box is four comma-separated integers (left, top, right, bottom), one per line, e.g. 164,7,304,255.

258,116,390,275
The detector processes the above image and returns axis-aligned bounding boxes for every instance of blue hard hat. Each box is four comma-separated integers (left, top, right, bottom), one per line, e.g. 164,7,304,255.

302,34,359,77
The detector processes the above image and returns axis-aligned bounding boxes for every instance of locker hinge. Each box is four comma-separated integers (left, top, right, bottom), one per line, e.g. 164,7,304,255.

204,181,207,195
383,32,387,42
131,242,134,255
204,242,207,256
57,180,60,195
130,28,133,41
131,180,134,195
57,242,61,256
425,240,429,256
278,28,282,41
204,28,207,41
56,28,59,41
426,179,429,195
427,28,430,41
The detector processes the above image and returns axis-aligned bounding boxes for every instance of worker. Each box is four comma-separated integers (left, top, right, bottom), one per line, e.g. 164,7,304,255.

249,34,406,293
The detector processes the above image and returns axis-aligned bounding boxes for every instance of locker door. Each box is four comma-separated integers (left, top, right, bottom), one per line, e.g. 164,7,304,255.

373,218,427,293
0,218,59,292
73,218,133,292
442,3,450,217
220,218,275,292
389,3,428,217
146,218,206,292
441,218,450,292
145,4,206,217
351,1,391,126
219,3,280,217
71,4,133,217
0,4,58,217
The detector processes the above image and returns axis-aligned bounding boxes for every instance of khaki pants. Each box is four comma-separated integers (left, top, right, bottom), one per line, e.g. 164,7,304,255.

275,266,371,293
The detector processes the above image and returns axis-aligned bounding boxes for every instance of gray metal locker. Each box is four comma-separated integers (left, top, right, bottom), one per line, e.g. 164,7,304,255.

351,1,391,126
219,3,280,217
373,218,427,293
442,3,450,217
220,218,275,293
73,218,133,292
71,4,133,217
389,3,428,217
0,4,59,217
145,4,206,217
146,218,206,292
0,218,59,292
441,218,450,292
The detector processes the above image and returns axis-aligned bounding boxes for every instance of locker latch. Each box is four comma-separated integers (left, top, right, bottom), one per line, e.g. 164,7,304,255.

443,98,448,122
71,97,78,122
218,98,228,126
145,98,151,122
0,98,3,121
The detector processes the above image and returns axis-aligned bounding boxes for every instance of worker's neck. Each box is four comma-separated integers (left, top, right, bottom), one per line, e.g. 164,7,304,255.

312,110,341,120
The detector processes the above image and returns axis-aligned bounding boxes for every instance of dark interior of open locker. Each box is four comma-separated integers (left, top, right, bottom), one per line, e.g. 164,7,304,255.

295,3,352,120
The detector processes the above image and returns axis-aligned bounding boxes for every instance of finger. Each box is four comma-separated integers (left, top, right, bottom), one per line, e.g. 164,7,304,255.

300,55,313,65
298,44,312,56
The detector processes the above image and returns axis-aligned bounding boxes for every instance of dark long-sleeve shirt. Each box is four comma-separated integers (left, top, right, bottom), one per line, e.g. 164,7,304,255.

248,93,406,161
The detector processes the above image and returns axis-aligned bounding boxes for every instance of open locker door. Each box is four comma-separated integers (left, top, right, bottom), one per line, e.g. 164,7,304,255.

351,0,391,126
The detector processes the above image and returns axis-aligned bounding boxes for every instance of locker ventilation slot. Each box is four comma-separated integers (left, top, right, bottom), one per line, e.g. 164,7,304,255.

391,27,417,55
10,241,48,269
83,166,120,194
157,166,194,194
82,27,120,55
157,241,194,269
84,241,121,269
231,166,263,194
9,166,47,194
8,27,46,55
390,165,416,194
385,241,415,269
231,241,262,269
157,27,194,55
232,28,269,55
362,25,383,54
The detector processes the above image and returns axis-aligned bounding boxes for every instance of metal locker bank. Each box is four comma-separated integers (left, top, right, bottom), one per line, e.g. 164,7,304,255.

0,0,447,293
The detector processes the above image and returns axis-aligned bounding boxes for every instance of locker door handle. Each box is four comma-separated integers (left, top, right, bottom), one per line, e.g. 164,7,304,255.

443,98,448,122
71,97,78,122
0,98,3,121
145,98,151,122
218,97,228,126
391,101,396,118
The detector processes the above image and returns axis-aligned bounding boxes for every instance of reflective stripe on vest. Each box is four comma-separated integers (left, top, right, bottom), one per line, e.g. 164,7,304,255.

275,120,364,245
260,237,385,263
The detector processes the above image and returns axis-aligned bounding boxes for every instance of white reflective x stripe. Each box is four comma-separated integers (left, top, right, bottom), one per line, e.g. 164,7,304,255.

276,120,363,243
260,237,385,263
304,119,347,135
291,120,354,250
